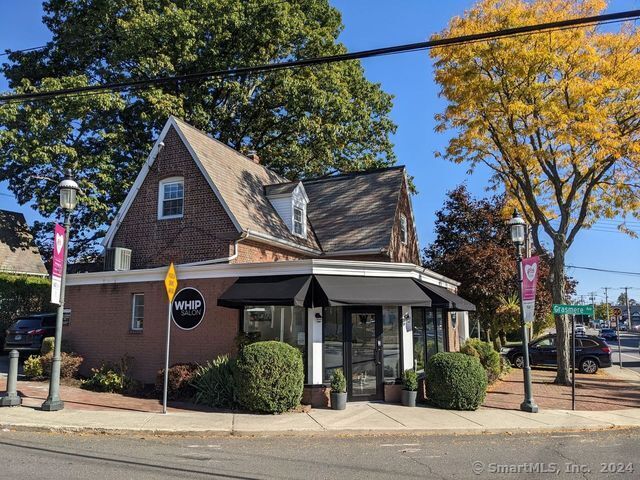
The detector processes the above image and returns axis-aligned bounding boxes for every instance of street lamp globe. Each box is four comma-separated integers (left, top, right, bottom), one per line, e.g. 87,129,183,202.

59,169,79,211
508,209,526,246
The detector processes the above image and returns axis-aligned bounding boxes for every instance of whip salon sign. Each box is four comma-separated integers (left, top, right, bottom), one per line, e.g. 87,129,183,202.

171,287,206,330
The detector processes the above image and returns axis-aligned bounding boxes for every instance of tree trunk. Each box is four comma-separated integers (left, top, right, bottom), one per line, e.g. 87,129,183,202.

551,244,571,385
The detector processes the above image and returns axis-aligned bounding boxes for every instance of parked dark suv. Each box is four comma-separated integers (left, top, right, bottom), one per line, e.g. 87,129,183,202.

504,334,612,374
3,313,57,353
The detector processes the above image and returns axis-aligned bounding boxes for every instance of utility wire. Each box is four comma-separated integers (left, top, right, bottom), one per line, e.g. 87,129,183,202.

1,8,639,104
566,265,640,276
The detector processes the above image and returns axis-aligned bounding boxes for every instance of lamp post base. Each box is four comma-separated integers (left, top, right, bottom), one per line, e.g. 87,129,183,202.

41,398,64,411
520,400,539,413
0,394,22,407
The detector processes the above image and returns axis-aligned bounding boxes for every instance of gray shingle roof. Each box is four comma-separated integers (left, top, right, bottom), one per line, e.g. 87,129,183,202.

303,168,405,253
0,209,47,275
174,119,320,251
171,118,405,255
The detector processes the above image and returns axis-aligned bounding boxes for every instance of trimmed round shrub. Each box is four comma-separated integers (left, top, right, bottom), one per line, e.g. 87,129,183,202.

40,352,83,379
460,338,502,383
235,341,304,414
425,352,487,411
155,363,199,401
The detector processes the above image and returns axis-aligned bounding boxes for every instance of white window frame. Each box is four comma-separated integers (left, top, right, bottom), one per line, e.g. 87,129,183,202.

131,293,144,331
292,204,306,237
158,176,184,220
400,214,408,244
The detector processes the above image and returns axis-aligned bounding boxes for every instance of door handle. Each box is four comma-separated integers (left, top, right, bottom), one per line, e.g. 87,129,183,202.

375,347,383,365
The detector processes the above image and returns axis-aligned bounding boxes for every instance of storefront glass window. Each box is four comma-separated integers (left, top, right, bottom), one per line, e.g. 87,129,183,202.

412,308,425,373
425,308,437,360
435,308,445,353
243,306,306,356
322,307,343,384
412,307,446,372
382,307,401,382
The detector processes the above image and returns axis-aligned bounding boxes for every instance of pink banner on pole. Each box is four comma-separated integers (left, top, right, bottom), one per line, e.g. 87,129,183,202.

521,255,539,323
522,256,539,301
51,223,65,304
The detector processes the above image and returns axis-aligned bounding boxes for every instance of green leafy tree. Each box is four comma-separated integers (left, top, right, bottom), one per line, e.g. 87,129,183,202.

0,0,396,259
423,185,556,342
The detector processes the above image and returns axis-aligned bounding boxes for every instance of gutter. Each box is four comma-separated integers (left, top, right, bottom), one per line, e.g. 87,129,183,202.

179,231,249,266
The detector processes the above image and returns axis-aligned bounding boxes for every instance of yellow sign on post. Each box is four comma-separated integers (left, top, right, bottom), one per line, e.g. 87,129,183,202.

164,262,178,302
162,262,177,414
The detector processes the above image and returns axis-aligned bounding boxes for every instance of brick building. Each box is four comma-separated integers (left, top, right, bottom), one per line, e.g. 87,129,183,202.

65,117,474,405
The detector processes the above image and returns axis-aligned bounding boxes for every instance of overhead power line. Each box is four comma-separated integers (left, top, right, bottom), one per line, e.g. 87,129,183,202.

566,265,640,276
1,8,639,104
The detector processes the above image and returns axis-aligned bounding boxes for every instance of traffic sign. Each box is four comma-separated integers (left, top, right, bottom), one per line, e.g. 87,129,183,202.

164,263,178,302
552,304,594,316
613,307,622,317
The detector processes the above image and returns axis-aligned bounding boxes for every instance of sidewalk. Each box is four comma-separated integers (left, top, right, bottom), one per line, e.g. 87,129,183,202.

2,401,640,437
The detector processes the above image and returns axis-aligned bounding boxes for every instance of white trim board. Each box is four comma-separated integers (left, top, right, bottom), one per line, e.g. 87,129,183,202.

66,258,461,289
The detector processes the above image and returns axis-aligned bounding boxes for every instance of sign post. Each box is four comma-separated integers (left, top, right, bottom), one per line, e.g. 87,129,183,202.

162,263,178,414
553,304,594,411
571,314,576,410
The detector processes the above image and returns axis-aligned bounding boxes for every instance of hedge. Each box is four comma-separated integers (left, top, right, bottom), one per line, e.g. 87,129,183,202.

235,341,304,414
425,352,487,411
460,338,503,383
0,273,52,345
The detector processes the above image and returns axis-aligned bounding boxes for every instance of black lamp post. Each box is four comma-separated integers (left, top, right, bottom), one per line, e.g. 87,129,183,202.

508,209,539,413
41,169,79,411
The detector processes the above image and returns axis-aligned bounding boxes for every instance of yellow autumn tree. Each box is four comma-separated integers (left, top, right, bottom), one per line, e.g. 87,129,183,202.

431,0,640,384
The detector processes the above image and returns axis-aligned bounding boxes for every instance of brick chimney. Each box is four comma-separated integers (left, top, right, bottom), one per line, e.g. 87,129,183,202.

247,150,260,164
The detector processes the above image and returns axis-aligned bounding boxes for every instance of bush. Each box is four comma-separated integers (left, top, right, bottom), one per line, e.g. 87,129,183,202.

402,369,418,391
460,338,502,383
425,352,487,411
155,363,199,401
235,341,304,413
40,352,83,379
81,355,134,393
23,355,44,379
330,368,346,393
40,337,73,355
81,365,126,393
192,355,238,408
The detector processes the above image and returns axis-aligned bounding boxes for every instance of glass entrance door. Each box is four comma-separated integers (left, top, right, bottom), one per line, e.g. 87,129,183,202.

347,309,382,400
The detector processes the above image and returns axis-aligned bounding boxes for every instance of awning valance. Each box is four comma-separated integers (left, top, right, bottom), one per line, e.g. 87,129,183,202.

313,275,431,307
414,280,476,311
217,275,314,308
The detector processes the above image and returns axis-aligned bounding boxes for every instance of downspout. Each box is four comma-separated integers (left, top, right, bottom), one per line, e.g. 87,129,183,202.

179,231,249,266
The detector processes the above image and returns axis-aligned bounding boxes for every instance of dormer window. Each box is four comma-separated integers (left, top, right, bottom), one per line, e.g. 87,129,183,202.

158,177,184,219
400,214,408,244
293,205,305,237
265,181,309,238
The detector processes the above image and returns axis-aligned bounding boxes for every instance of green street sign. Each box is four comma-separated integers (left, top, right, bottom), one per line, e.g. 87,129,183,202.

552,304,594,316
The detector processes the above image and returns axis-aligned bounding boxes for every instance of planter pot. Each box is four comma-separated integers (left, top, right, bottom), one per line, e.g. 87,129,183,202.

401,390,417,407
330,392,347,410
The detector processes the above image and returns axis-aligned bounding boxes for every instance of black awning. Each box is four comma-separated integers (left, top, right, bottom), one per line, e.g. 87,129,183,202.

217,275,314,308
414,280,476,311
313,275,431,307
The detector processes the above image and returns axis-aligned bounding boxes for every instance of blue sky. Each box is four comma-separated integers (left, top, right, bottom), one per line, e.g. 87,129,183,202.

1,0,639,302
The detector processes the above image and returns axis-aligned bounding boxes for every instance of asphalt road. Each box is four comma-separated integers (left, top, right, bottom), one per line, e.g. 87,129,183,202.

0,429,638,479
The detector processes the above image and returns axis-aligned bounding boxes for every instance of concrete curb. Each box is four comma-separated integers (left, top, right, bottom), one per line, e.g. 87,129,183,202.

1,419,638,438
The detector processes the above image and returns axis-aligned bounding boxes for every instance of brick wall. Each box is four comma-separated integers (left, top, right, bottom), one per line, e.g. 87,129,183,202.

233,239,307,263
64,277,240,383
388,179,420,265
112,127,239,269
